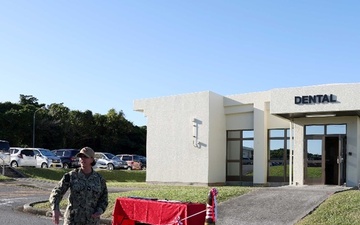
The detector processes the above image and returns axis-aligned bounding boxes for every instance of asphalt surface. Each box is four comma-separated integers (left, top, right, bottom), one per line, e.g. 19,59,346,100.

11,178,353,225
217,185,352,225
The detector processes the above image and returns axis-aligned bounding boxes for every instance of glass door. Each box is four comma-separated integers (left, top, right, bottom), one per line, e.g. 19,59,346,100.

324,135,346,185
304,138,323,184
305,135,346,185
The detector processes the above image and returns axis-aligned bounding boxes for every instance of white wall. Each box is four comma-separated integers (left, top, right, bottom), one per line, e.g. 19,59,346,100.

208,92,227,184
271,83,360,114
134,91,215,185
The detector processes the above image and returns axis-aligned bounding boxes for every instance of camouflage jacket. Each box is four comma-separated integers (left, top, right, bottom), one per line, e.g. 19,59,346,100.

49,168,108,225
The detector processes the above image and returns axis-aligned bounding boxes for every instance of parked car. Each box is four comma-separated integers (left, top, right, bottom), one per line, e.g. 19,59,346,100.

33,148,63,168
52,149,80,169
9,147,62,168
116,154,143,170
111,156,131,170
0,140,11,164
0,140,10,151
135,155,146,170
242,157,253,165
94,152,128,170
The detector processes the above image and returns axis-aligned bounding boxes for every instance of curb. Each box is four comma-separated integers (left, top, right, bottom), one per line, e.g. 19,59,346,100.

23,200,49,216
23,200,112,225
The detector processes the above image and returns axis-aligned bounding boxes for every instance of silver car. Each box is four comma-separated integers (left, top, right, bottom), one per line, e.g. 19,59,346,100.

94,152,128,170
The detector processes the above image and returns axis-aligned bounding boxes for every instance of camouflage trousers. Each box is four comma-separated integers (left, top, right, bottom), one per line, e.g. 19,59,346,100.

63,217,100,225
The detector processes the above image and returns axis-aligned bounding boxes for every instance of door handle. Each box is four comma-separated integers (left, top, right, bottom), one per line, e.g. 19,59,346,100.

337,157,343,164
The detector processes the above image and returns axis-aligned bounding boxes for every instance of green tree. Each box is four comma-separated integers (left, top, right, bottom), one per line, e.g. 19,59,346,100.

0,95,147,155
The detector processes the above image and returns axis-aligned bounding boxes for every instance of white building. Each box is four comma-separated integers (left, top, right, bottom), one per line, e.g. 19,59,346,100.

134,83,360,187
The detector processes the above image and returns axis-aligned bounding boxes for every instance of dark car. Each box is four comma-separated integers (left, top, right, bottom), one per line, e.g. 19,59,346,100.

52,149,80,169
0,140,10,151
136,155,146,170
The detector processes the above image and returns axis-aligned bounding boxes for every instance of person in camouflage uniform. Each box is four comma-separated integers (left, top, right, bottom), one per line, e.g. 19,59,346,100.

49,147,108,225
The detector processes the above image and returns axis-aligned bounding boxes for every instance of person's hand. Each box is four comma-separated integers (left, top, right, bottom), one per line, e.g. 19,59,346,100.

52,209,61,225
91,211,101,218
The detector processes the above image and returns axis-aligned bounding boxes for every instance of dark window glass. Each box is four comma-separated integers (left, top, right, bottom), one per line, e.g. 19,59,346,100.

227,140,240,160
22,150,34,156
226,130,254,181
228,131,240,139
0,141,10,151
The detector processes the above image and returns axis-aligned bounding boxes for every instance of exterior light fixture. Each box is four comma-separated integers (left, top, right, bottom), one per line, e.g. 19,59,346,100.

305,114,336,118
192,118,200,148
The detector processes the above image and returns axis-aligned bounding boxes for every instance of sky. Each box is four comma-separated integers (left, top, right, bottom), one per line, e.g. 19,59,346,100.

1,1,359,126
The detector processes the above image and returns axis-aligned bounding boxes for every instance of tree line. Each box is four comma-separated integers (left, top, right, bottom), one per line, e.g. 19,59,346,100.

0,95,146,156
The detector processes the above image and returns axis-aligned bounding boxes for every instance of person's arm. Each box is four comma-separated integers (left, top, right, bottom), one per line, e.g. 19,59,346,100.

93,176,108,217
49,173,71,224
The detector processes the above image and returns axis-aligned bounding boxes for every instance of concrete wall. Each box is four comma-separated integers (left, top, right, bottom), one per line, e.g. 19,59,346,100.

134,91,220,185
208,92,226,184
271,83,360,114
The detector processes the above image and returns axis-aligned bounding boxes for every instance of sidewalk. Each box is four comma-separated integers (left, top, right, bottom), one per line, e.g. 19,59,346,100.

15,178,353,225
217,185,352,225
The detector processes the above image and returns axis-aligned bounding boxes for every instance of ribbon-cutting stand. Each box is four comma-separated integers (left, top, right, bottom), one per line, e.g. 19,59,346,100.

111,188,219,225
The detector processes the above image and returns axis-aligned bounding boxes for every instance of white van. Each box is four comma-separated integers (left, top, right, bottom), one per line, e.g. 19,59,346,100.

10,148,62,168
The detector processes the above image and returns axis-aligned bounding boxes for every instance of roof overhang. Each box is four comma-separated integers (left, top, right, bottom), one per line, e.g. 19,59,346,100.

274,110,360,120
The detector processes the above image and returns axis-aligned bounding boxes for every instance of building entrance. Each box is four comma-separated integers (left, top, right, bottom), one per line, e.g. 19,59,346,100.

304,135,346,185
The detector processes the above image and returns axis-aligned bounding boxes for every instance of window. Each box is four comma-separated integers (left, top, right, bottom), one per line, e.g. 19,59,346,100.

124,156,130,161
22,150,35,157
226,130,254,182
54,150,64,156
327,125,346,134
305,125,325,135
0,140,9,151
305,124,346,136
268,129,292,182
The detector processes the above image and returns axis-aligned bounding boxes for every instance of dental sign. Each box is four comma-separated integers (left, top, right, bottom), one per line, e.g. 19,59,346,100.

294,94,337,105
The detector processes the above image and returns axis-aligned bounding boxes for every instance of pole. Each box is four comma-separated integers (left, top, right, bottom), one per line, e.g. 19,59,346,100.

33,107,43,148
289,121,293,186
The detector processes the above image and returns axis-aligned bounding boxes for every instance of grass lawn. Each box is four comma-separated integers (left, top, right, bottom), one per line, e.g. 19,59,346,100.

296,190,360,225
0,174,14,181
268,165,322,178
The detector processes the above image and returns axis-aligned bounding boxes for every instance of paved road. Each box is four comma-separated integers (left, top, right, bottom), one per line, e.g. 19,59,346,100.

0,181,53,225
